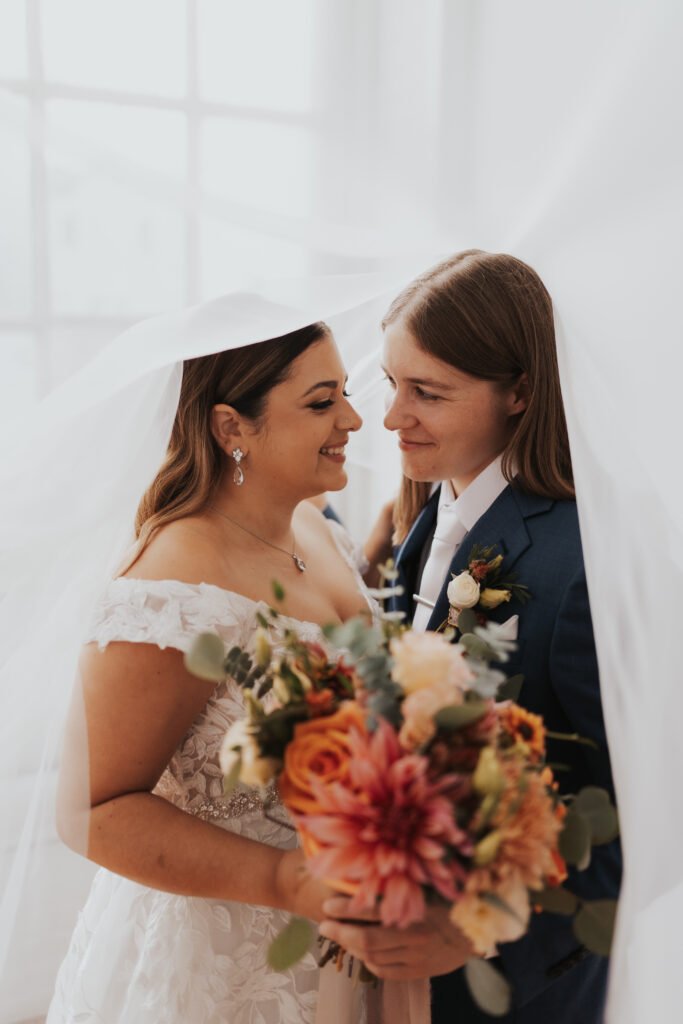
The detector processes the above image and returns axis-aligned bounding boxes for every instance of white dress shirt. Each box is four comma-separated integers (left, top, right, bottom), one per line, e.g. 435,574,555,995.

412,456,510,631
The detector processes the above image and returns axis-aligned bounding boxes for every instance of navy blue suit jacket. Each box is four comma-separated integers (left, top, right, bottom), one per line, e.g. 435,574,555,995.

392,484,621,1024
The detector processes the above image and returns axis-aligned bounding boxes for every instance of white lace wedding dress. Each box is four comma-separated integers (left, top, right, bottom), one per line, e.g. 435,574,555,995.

47,531,374,1024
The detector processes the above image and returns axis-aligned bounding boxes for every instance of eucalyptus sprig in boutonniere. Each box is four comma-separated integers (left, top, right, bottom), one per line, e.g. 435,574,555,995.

447,544,531,629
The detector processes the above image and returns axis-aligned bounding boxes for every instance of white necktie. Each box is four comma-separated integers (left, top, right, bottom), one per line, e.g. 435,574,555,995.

412,504,468,632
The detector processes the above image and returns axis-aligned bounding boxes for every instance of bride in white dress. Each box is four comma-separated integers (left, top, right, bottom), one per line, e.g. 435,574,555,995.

47,320,374,1024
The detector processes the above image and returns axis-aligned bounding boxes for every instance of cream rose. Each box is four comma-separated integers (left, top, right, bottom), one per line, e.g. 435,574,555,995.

390,631,473,695
399,677,464,750
479,588,512,610
447,571,481,609
219,718,253,777
451,872,531,956
219,718,279,787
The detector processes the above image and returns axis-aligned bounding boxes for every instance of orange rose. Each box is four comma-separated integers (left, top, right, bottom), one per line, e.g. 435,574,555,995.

279,701,366,817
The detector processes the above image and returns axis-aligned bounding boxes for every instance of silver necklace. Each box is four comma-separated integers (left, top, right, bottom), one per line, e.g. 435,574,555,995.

209,506,307,573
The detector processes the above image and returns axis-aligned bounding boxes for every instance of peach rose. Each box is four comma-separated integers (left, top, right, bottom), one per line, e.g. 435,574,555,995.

390,631,473,696
279,701,366,816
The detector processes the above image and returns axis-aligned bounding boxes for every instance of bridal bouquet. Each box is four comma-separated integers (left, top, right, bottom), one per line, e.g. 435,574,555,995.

186,581,618,1016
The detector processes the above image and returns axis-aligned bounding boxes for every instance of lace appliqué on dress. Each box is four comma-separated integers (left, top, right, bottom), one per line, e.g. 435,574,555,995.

49,578,330,1024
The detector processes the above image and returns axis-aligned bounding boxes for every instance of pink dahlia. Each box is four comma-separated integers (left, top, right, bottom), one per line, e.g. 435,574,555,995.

300,719,472,928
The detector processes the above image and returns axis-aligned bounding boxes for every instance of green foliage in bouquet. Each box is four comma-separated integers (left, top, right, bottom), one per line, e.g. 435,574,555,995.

184,571,620,1018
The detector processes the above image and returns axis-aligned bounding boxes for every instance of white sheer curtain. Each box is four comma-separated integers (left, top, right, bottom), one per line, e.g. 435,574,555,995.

2,2,683,1021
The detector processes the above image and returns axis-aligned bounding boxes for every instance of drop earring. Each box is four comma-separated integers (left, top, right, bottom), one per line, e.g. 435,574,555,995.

231,447,245,486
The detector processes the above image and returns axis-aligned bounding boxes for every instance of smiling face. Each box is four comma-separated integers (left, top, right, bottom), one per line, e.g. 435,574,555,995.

239,334,363,500
382,320,526,494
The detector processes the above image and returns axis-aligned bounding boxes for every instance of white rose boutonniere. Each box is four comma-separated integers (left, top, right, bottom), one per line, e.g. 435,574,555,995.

445,545,531,631
447,572,481,609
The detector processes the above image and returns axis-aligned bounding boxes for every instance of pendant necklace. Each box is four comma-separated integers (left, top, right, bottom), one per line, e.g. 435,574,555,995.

209,506,307,573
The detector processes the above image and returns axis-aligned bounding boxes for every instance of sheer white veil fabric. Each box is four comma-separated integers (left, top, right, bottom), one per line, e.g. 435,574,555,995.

0,272,422,1023
3,1,683,1021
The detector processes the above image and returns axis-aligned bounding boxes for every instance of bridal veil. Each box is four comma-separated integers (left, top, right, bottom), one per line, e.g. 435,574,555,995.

2,1,683,1021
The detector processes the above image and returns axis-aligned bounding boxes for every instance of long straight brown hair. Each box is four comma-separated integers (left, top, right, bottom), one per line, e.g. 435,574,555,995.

123,323,329,571
384,250,574,543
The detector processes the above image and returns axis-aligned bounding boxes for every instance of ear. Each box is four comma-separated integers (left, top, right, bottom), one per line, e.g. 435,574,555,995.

507,373,529,416
210,404,247,456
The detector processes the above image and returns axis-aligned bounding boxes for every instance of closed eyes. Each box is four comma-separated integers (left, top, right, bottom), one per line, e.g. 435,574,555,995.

383,374,440,401
309,390,351,411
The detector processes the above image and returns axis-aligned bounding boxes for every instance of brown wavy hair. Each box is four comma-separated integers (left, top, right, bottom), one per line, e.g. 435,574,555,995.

384,250,574,543
125,322,330,570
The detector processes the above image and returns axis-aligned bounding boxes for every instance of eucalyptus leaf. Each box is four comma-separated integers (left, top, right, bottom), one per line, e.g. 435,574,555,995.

573,787,620,845
545,729,599,750
435,701,488,730
496,674,524,701
468,666,507,700
368,691,402,727
558,810,592,870
267,917,314,971
272,580,286,603
184,632,226,682
366,585,405,599
359,653,391,680
532,887,578,916
457,608,478,634
324,618,382,658
460,634,496,661
464,958,512,1017
573,900,617,956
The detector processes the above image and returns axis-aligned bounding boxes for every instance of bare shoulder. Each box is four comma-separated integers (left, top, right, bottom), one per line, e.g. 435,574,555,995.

122,516,225,587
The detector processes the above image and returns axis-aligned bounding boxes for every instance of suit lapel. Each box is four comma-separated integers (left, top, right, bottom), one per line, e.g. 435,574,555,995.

392,488,441,621
426,486,554,631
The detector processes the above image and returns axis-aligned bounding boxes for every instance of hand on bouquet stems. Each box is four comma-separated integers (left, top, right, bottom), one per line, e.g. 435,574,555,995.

319,897,475,981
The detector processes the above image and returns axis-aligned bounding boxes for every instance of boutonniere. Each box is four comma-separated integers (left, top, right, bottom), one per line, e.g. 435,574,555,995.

447,544,531,628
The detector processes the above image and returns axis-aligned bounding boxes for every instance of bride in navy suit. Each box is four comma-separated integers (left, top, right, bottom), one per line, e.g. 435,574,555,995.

320,250,621,1023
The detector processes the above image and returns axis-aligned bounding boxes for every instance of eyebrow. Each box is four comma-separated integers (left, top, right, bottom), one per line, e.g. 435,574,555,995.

381,366,454,390
301,377,347,397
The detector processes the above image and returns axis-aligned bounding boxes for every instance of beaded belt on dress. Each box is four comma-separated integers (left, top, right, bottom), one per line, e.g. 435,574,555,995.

188,784,286,824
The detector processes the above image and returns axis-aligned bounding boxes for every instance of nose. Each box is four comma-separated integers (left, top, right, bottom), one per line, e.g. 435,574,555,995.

338,394,363,432
383,388,414,432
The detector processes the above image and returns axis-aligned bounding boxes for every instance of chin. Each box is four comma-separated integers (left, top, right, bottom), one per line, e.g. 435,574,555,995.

400,455,438,483
323,469,348,492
